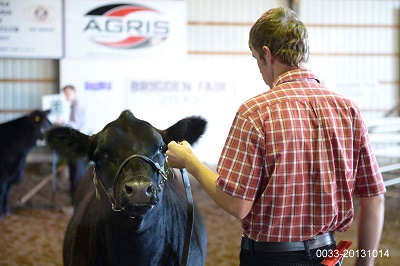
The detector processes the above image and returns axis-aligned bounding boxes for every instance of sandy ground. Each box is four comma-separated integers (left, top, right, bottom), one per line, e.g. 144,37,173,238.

0,162,399,266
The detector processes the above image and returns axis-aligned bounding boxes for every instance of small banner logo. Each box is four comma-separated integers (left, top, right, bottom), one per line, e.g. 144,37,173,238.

83,3,169,49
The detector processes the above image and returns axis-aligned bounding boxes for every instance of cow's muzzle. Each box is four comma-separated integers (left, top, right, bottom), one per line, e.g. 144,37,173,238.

93,154,172,218
117,175,160,218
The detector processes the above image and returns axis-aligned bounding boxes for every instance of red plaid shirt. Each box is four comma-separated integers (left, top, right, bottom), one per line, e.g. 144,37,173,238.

216,69,386,242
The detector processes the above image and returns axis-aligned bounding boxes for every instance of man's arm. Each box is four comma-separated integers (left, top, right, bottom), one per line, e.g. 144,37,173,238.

355,194,385,266
167,141,253,220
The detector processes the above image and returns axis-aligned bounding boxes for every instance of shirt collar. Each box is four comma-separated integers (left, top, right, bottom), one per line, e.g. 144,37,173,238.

272,69,320,88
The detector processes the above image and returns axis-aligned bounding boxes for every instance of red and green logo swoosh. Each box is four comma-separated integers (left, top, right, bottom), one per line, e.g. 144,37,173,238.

84,4,169,49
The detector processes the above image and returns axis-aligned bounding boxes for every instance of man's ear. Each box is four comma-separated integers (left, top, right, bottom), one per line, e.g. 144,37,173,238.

262,46,274,65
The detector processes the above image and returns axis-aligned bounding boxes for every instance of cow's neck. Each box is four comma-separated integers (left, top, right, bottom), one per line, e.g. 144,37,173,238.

99,188,171,234
87,180,186,264
99,202,159,234
100,197,173,262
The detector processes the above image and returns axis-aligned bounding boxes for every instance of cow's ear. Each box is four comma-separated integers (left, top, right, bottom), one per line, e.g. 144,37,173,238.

45,126,91,159
162,116,207,145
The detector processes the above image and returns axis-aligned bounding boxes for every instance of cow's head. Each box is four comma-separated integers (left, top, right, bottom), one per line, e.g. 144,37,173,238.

29,109,52,140
45,110,206,219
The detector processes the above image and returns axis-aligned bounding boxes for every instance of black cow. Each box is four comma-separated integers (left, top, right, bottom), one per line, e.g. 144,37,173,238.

45,110,207,266
0,109,51,217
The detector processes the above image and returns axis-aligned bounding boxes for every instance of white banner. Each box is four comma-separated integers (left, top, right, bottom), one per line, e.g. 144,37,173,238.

42,94,69,124
60,58,266,164
0,0,62,58
65,0,186,58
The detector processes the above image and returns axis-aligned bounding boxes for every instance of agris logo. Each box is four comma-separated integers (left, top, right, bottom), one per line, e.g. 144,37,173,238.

83,3,169,49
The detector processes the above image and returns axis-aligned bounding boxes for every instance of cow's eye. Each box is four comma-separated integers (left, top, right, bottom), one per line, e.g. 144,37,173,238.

101,151,119,166
159,144,167,153
101,151,108,159
96,150,111,163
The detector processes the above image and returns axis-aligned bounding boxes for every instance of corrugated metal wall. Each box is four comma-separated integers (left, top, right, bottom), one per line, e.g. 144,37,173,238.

301,0,400,118
187,0,400,118
0,59,59,123
0,0,399,123
187,0,285,60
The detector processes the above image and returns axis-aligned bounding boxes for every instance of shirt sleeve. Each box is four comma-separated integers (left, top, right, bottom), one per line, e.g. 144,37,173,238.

216,111,265,201
354,131,386,197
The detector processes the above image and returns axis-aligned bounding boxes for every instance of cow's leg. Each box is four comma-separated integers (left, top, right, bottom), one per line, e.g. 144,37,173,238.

15,167,25,184
0,182,5,218
68,160,77,204
3,183,11,216
14,155,27,184
68,159,87,204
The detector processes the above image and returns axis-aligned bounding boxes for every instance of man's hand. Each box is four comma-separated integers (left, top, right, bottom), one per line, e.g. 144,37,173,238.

166,140,195,170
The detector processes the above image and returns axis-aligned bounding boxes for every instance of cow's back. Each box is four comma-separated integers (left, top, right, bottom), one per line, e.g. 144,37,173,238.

0,118,34,190
0,117,37,174
0,116,36,149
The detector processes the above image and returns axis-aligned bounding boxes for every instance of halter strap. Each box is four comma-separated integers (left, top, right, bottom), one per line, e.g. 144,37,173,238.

92,154,193,265
180,168,193,266
93,154,171,211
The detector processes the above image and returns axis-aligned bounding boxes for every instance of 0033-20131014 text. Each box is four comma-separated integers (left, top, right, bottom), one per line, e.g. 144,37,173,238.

316,249,390,259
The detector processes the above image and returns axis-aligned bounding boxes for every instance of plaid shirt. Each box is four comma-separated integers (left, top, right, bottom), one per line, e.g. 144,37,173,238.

216,69,386,242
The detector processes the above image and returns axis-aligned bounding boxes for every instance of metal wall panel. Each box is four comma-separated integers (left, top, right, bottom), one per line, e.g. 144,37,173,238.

187,0,287,61
188,0,285,22
0,0,398,123
187,0,400,118
0,59,58,123
300,0,400,118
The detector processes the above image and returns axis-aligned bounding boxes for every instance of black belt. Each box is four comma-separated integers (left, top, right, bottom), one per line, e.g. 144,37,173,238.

241,232,335,253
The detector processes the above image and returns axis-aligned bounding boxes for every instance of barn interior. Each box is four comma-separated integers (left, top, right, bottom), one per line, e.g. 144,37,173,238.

1,0,399,265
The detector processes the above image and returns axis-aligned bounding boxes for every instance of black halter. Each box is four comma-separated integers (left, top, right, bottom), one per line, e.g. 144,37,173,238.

92,152,193,266
93,154,172,211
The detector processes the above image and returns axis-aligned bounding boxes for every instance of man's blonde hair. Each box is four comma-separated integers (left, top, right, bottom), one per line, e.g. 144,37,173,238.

249,7,309,67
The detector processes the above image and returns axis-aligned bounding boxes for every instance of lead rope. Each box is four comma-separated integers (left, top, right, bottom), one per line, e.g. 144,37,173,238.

181,168,194,266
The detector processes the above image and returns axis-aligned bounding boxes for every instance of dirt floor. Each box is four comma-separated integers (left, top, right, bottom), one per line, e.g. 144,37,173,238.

1,162,399,266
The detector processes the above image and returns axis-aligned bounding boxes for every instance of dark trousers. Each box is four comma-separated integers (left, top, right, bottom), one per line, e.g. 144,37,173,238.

240,243,342,266
68,158,87,204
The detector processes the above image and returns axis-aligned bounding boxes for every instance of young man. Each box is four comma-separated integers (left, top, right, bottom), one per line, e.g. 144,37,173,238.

167,7,385,266
60,85,87,204
62,85,85,131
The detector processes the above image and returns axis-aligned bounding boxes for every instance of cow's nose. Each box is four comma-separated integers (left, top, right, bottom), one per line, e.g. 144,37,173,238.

124,180,156,203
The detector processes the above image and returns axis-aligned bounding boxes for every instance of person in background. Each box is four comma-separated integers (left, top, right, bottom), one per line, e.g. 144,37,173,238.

59,85,87,204
166,7,385,266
